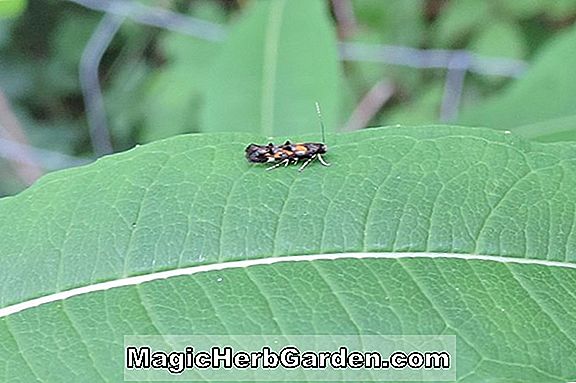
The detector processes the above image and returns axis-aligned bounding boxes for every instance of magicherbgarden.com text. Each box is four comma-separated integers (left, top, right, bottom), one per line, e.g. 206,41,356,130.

126,345,450,374
124,335,456,381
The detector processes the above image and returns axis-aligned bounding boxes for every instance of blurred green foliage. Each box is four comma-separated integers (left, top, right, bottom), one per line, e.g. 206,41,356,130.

202,0,340,136
0,0,576,196
459,24,576,141
0,0,26,18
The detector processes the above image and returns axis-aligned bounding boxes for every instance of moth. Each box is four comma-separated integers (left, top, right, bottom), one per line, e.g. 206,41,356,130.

245,103,330,172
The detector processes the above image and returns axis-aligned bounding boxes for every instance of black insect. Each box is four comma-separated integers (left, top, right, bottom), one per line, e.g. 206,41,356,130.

245,103,331,172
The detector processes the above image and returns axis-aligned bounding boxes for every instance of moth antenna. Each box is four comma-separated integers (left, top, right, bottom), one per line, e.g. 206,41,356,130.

315,101,326,143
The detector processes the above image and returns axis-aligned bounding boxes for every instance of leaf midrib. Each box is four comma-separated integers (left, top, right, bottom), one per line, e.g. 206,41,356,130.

260,0,286,136
1,251,575,319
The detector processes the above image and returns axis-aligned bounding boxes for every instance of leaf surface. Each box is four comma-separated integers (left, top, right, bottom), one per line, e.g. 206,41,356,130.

1,126,576,382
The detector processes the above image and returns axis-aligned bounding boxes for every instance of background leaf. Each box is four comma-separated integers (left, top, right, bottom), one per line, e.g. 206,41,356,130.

470,20,526,59
352,0,424,46
139,1,224,142
202,0,341,136
497,0,547,18
459,24,576,141
384,83,444,125
140,34,217,142
432,0,490,47
0,126,576,381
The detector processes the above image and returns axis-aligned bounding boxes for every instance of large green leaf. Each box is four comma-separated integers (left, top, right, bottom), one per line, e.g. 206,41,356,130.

202,0,341,135
1,126,576,382
459,24,576,141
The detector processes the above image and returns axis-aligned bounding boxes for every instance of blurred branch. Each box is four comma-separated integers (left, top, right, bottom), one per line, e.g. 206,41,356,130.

69,0,528,79
70,0,528,136
344,80,395,131
0,137,91,171
331,0,358,39
0,90,43,185
440,52,469,122
69,0,226,42
338,43,528,78
80,12,124,156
